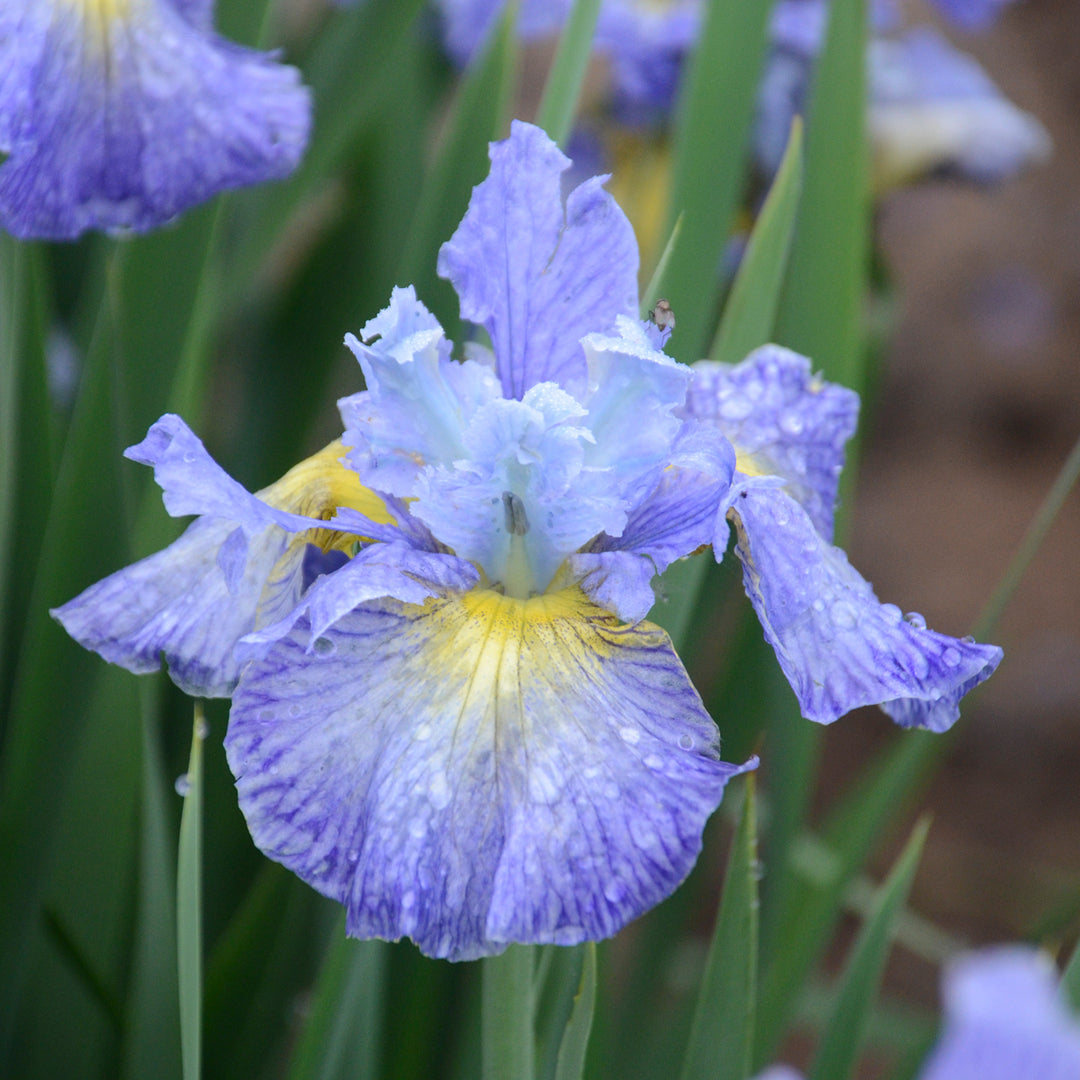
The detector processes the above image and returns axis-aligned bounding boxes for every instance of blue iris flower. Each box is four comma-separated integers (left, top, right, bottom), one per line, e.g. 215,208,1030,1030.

0,0,310,240
54,121,1000,959
756,946,1080,1080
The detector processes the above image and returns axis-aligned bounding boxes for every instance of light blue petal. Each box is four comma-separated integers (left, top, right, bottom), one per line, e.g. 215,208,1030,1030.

341,286,502,497
0,0,310,240
436,121,639,400
237,541,480,657
226,587,755,960
728,480,1002,729
919,947,1080,1080
125,414,324,535
52,516,294,697
869,30,1050,187
685,347,858,539
567,551,658,624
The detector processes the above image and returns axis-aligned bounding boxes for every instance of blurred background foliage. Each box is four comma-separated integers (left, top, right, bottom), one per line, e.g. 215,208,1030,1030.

1,0,1078,1077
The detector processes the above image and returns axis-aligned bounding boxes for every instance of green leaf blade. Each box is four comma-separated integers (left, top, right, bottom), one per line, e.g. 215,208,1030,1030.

680,776,759,1080
711,118,803,366
654,0,775,361
808,817,931,1080
535,0,604,149
177,706,206,1080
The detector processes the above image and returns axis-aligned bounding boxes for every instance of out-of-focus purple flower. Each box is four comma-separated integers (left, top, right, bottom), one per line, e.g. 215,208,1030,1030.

759,946,1080,1080
0,0,311,240
758,3,1049,188
920,947,1080,1079
931,0,1018,32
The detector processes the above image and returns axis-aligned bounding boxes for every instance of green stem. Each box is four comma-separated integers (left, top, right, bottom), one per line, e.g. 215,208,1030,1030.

482,945,536,1080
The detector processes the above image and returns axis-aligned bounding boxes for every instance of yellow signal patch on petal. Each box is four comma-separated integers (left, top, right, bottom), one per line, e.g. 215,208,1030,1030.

228,581,747,959
259,439,394,554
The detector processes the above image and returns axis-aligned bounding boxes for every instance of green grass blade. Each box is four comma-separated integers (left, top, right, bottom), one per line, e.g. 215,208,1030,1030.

654,0,775,361
0,238,53,720
1062,937,1080,1015
773,0,868,391
399,1,520,333
755,729,942,1068
285,916,389,1080
122,689,182,1080
641,214,684,319
972,427,1080,641
229,0,428,292
553,943,596,1080
483,945,536,1080
808,817,930,1080
710,119,804,366
177,705,206,1080
535,0,604,148
680,775,759,1080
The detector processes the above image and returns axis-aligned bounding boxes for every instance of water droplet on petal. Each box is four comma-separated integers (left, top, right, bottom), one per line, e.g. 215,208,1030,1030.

313,636,335,656
347,849,360,863
402,890,416,910
428,771,451,810
678,733,694,751
174,773,190,797
779,410,805,436
619,726,641,746
905,612,927,630
961,634,976,645
831,600,859,630
643,753,664,771
415,724,432,742
880,603,903,626
943,647,961,668
409,818,427,839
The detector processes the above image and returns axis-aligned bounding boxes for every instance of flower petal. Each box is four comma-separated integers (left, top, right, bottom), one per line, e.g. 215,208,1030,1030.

685,346,858,539
227,586,754,960
919,947,1080,1080
341,285,502,497
52,516,292,697
436,121,639,400
0,0,310,239
52,435,391,696
728,480,1002,729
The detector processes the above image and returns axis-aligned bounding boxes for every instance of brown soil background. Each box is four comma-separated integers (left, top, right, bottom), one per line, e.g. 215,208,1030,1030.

814,0,1080,1058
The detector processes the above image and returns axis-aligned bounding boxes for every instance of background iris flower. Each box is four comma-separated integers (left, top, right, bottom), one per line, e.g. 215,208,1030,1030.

54,121,1000,961
0,0,311,239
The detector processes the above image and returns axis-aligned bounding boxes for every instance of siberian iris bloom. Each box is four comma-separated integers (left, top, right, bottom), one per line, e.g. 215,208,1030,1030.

55,121,999,958
757,946,1080,1080
0,0,310,240
759,5,1050,189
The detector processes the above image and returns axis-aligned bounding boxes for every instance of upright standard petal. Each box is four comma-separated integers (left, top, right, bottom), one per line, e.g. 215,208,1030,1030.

727,479,1002,730
685,346,858,539
437,121,639,400
227,586,754,960
0,0,310,239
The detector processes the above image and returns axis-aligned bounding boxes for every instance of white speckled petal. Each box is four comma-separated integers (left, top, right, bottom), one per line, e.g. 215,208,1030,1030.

227,587,754,960
436,121,639,400
729,480,1002,729
685,347,858,539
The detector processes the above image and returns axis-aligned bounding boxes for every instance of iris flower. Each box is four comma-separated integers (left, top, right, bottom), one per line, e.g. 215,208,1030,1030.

55,121,999,958
0,0,310,239
756,946,1080,1080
